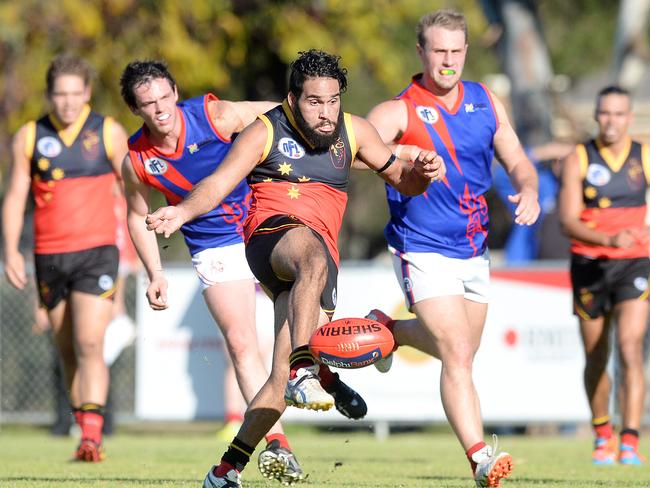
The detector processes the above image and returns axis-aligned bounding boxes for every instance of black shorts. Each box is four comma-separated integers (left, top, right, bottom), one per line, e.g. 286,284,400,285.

570,254,650,319
245,215,338,317
35,245,119,310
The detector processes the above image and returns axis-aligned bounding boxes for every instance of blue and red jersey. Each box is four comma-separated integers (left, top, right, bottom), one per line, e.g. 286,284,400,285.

385,76,498,258
128,94,251,255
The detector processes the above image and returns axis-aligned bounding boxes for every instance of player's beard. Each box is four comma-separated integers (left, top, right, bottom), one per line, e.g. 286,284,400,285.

293,106,343,151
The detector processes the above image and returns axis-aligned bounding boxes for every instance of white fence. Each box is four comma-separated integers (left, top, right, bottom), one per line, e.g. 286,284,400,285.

135,262,591,425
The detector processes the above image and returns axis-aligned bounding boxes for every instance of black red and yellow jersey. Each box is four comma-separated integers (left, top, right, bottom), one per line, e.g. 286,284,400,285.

572,137,650,259
27,105,117,254
245,101,358,265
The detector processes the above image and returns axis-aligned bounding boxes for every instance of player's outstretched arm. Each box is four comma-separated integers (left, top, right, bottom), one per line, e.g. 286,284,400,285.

146,119,268,238
491,91,540,226
122,154,169,310
208,99,279,140
2,124,33,290
351,115,444,195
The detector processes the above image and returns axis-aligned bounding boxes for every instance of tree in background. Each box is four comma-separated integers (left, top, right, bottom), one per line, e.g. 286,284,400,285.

0,0,633,260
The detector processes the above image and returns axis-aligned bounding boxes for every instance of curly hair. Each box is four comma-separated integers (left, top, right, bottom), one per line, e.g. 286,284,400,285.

288,49,348,98
120,60,177,109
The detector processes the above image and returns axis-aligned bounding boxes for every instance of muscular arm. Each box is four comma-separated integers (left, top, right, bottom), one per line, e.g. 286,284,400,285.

122,155,169,309
208,99,279,140
2,125,32,289
107,119,129,182
146,119,268,237
351,114,443,195
491,91,540,225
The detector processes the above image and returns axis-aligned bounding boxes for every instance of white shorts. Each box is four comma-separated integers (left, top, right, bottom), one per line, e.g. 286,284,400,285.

389,246,490,308
191,243,255,291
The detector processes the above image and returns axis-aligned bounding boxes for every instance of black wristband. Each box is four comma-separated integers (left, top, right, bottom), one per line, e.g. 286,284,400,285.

375,153,396,174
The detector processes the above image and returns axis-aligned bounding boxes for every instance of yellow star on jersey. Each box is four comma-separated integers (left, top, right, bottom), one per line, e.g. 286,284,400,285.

51,168,65,180
287,185,300,199
263,177,273,183
584,186,597,199
598,197,611,208
37,158,50,171
278,162,293,175
298,176,311,182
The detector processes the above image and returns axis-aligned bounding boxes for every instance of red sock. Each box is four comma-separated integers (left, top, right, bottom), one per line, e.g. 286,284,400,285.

73,408,83,427
466,441,487,472
317,364,336,388
621,429,639,449
215,461,236,477
265,433,290,449
81,411,104,444
593,417,613,439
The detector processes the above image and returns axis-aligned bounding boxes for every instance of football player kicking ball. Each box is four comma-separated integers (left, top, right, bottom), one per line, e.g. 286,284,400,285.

145,49,444,487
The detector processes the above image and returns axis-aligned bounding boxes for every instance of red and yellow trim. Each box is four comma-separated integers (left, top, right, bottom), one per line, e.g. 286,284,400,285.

258,114,274,162
596,136,632,173
641,144,650,185
24,121,36,160
343,112,357,160
49,104,91,147
576,144,589,180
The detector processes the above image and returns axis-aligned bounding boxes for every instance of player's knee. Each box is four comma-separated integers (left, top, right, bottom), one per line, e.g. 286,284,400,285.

295,253,327,284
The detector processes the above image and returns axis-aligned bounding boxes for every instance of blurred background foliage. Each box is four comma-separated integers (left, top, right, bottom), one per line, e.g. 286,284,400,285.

0,0,641,260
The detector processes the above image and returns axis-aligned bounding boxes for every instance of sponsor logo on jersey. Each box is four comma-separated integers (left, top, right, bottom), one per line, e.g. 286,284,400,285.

98,274,114,291
278,137,305,159
187,143,199,154
416,105,439,124
586,164,611,186
144,157,169,175
37,136,63,158
464,102,488,113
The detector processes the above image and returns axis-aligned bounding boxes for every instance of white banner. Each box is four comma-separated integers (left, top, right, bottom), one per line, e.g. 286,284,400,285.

135,263,589,423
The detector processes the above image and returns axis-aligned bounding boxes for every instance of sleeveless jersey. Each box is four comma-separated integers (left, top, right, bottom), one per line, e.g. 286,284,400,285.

386,76,498,258
29,105,117,254
571,137,650,259
128,94,251,255
246,101,358,265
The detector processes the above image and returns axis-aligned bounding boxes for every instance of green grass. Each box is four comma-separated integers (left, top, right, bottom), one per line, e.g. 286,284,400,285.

1,425,649,487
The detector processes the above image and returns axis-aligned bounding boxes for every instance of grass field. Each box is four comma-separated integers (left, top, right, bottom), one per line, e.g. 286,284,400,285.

1,424,649,487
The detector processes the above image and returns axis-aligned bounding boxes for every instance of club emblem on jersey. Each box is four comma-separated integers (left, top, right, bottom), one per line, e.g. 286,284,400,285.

37,136,62,158
187,143,199,154
586,164,611,187
144,157,169,175
81,130,100,160
416,105,439,124
330,138,346,169
278,137,305,159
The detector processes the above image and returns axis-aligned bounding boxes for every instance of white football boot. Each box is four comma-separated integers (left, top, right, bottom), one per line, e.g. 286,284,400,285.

284,365,334,411
473,435,513,488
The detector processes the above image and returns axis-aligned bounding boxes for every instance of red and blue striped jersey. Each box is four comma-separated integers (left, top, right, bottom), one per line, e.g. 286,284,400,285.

128,94,251,255
386,76,498,258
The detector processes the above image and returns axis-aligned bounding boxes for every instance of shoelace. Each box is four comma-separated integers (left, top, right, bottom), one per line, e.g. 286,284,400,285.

291,368,320,389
